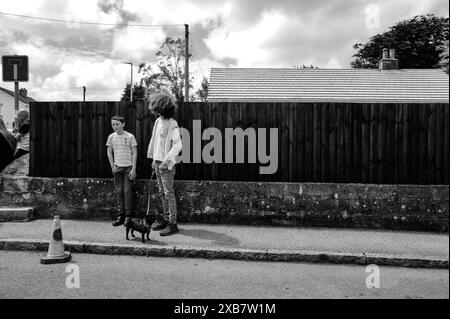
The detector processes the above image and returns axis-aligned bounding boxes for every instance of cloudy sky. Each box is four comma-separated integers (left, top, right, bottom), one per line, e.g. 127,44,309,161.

0,0,448,101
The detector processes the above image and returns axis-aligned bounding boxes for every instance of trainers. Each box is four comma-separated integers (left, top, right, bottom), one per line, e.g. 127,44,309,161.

151,219,168,231
160,223,179,236
112,215,125,227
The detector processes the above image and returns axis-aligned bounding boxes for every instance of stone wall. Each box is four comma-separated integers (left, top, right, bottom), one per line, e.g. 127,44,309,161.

0,173,448,232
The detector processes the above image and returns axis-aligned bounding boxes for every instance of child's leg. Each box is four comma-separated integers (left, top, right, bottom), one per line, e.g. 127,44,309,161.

123,166,133,217
155,162,169,221
113,169,125,217
159,166,177,224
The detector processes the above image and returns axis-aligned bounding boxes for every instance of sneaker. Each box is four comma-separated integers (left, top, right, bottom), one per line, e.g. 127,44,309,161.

160,223,179,236
112,215,125,227
151,219,168,231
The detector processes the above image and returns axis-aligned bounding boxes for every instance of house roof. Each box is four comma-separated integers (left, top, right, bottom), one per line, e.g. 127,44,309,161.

208,68,449,103
0,87,36,104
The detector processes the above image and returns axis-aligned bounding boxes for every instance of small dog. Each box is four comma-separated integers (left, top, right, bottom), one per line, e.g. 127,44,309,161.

125,214,155,243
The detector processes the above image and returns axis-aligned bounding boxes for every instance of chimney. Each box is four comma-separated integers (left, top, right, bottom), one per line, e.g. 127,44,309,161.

19,88,27,98
389,48,396,59
379,48,399,70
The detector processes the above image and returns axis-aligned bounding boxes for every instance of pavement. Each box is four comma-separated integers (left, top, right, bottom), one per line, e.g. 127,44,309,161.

0,220,448,268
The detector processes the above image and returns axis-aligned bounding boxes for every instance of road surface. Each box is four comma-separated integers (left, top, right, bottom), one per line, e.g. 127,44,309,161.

0,251,448,299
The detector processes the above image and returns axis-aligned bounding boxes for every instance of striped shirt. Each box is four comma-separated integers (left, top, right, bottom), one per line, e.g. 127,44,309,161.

106,131,137,167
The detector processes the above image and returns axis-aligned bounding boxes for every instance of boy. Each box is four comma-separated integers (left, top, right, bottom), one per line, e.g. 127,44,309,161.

147,93,182,236
106,115,138,227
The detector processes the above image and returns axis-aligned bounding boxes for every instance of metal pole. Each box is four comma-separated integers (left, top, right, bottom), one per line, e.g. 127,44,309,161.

14,82,19,111
185,24,189,102
83,86,86,102
130,63,133,103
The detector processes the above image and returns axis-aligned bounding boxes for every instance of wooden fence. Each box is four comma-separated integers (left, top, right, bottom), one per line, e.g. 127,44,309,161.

29,101,449,184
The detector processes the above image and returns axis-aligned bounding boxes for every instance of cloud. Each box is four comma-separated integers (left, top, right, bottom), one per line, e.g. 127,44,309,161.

39,58,133,101
205,10,289,67
0,29,131,101
97,0,140,25
203,0,449,68
110,26,166,62
1,0,448,101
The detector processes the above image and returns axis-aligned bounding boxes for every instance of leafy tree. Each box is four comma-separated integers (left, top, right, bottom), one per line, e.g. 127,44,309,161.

438,40,449,74
138,37,193,102
195,77,209,102
351,14,449,69
120,83,148,101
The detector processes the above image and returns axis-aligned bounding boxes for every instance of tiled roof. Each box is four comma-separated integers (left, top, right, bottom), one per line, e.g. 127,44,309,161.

208,68,449,103
0,87,36,104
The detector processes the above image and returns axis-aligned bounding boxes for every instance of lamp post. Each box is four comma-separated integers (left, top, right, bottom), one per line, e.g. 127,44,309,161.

122,62,133,102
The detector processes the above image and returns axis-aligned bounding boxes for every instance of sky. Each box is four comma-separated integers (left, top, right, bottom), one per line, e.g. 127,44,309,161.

0,0,448,101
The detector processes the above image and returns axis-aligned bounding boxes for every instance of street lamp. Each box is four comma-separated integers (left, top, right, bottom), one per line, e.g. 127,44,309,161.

122,62,133,102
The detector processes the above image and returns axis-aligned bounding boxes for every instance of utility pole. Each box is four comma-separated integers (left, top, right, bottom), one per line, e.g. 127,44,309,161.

14,81,19,111
185,24,189,102
83,86,86,102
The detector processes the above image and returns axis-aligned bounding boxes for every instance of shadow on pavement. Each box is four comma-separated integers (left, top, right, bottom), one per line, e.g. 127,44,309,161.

126,236,168,246
179,228,240,246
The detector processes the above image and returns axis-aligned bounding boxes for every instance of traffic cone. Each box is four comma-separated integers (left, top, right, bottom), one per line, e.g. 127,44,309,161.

40,215,72,264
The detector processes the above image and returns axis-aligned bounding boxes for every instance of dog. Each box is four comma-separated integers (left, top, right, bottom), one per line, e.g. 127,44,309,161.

125,214,155,243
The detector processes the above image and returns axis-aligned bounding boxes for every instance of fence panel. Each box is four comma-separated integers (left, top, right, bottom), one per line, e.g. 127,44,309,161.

29,101,449,184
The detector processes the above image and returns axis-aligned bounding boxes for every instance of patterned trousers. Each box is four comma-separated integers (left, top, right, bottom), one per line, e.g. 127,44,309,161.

154,161,177,224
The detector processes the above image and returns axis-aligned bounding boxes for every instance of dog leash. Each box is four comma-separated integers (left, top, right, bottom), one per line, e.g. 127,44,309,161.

146,169,156,216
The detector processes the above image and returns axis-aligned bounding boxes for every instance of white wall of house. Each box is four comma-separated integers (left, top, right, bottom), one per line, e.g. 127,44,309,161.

0,91,29,131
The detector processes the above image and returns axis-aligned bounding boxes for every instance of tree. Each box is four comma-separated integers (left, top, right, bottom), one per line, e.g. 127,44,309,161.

438,41,449,74
351,14,449,69
120,83,148,101
138,37,193,103
195,77,209,102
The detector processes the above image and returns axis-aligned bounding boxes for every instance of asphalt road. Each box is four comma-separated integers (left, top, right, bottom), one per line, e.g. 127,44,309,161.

0,251,448,299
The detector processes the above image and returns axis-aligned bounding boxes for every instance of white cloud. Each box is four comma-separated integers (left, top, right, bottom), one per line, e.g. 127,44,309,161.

1,0,449,101
205,10,288,67
1,31,132,101
111,26,166,61
39,58,133,100
122,0,232,26
0,0,47,15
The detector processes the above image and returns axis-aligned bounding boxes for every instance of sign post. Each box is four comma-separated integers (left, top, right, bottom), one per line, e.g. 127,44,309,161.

2,55,29,112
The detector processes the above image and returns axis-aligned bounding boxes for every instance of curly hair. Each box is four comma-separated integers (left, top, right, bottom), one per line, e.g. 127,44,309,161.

148,92,176,119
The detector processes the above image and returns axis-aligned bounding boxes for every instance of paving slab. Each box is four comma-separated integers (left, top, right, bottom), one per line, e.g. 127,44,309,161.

0,220,448,268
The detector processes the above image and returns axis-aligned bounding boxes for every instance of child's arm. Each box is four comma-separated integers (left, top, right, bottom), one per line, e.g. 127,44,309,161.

15,121,29,142
160,127,182,170
129,145,137,180
147,118,159,170
107,146,114,171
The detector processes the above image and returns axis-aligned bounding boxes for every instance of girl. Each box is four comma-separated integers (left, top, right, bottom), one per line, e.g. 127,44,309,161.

147,93,183,236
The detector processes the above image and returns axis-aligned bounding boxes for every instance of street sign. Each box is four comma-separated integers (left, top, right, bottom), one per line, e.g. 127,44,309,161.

2,55,29,82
